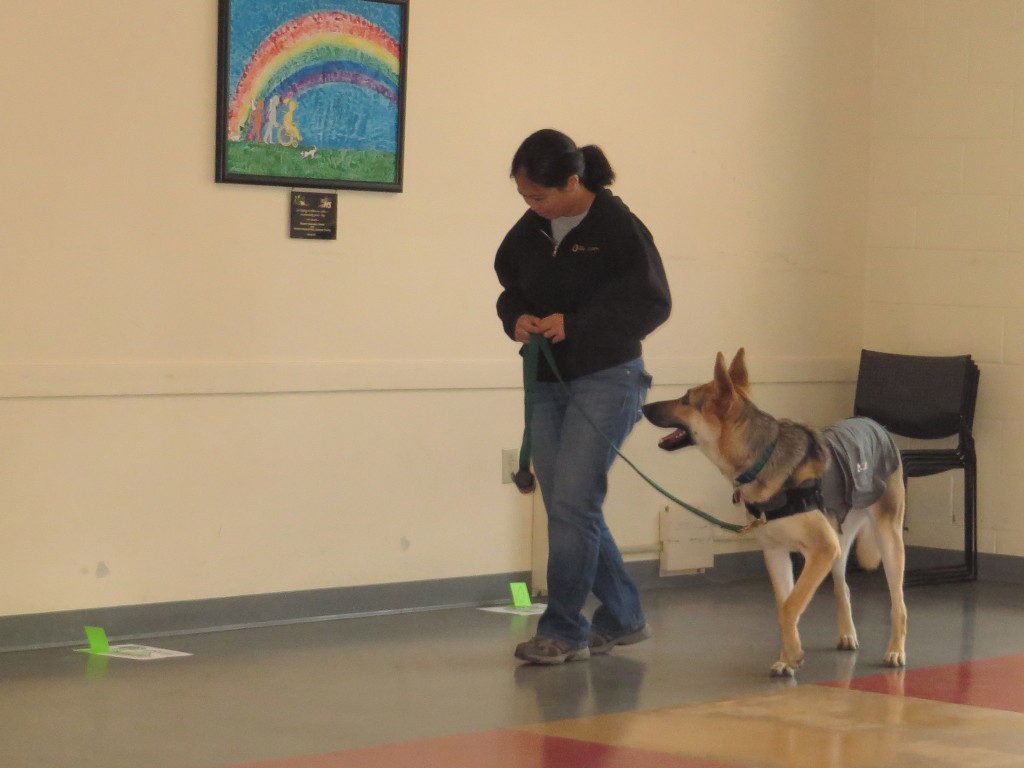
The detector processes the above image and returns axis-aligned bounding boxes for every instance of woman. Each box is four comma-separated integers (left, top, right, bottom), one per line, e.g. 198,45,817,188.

495,129,672,664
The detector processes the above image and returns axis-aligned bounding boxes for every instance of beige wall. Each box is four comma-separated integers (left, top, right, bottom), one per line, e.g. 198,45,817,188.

5,0,1009,619
866,1,1024,557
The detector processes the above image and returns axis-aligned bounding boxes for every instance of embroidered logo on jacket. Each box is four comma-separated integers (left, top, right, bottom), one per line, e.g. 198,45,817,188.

571,244,601,254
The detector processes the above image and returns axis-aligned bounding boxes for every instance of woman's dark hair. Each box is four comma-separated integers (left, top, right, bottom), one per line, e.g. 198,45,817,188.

510,129,615,192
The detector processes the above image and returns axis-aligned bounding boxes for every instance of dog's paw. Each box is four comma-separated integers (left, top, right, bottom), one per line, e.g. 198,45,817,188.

837,634,859,651
883,649,906,667
770,661,797,677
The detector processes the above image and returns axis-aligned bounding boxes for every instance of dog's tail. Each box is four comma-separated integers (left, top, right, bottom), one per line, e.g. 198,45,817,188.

855,526,883,570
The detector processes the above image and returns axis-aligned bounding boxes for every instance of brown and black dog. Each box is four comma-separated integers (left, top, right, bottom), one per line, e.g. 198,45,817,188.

643,349,907,676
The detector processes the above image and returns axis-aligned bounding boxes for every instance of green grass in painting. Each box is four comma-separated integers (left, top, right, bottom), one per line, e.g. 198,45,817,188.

226,142,396,184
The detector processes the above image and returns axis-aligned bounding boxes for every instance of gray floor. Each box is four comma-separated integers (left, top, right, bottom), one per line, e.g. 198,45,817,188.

1,573,1022,768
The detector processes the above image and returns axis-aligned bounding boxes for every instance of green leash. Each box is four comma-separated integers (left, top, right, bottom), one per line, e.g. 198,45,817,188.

511,339,541,493
514,335,747,535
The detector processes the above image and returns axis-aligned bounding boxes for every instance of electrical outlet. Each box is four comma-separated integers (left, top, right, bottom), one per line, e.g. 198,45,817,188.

502,449,518,484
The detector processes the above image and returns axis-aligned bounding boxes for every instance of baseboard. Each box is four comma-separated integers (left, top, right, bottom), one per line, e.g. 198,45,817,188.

903,546,1024,585
0,555,764,653
3,549,1020,653
0,571,530,653
708,547,1024,586
976,552,1024,584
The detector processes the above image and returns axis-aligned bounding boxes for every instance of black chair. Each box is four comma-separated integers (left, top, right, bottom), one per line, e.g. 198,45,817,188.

853,349,980,586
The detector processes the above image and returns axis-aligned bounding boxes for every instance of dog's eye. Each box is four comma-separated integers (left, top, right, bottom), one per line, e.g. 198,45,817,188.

682,391,705,409
682,391,705,410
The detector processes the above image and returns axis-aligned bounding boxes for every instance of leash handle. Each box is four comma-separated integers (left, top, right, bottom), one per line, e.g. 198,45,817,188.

513,339,538,493
518,335,745,533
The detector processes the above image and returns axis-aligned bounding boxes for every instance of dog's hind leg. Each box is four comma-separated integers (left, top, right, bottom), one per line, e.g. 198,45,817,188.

832,510,870,651
870,469,908,667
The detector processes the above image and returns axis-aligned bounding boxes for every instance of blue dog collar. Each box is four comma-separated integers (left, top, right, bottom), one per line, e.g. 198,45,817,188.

734,439,777,486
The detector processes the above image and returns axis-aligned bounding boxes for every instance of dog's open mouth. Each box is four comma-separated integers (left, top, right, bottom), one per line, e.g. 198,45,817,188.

658,427,694,451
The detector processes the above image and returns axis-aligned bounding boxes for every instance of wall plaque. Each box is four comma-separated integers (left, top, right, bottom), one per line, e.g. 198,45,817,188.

290,191,338,240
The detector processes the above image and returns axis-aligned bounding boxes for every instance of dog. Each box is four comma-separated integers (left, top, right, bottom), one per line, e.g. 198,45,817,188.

642,349,907,677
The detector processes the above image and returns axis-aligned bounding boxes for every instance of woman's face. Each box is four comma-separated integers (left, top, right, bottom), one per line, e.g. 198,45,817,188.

514,171,584,220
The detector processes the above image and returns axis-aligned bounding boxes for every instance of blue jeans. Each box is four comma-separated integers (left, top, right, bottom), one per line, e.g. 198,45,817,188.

530,357,652,647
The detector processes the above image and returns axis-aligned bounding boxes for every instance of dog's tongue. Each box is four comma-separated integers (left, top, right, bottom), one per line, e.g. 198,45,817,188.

658,428,694,451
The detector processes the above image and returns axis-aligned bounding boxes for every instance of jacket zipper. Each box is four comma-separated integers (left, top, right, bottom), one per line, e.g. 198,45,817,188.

540,229,559,257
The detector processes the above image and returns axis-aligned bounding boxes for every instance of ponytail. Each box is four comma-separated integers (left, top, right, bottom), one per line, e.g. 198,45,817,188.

511,129,615,191
578,145,615,191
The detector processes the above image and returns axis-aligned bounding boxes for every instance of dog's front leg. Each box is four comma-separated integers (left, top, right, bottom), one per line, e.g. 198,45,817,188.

779,548,837,676
764,535,839,677
761,547,803,677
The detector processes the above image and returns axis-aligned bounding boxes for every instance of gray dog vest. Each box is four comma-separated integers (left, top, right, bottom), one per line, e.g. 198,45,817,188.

820,417,900,526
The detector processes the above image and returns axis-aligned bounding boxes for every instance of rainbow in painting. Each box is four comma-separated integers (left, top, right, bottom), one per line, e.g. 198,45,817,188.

219,0,406,188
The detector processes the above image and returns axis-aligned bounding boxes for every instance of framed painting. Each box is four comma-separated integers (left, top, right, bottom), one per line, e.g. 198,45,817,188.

216,0,409,192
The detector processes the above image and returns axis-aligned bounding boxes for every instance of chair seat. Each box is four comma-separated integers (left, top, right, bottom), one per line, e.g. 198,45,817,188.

901,448,974,476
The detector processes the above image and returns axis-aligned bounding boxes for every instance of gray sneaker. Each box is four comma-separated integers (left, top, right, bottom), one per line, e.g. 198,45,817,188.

588,624,651,655
514,636,590,665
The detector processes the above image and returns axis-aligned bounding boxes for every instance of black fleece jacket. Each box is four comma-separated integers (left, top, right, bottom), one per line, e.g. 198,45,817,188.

495,188,672,381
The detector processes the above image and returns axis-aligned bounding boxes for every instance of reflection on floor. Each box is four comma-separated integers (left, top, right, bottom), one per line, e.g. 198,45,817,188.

232,660,1024,768
2,576,1024,768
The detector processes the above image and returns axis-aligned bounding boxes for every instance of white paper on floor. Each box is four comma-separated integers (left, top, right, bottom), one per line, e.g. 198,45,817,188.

75,644,192,660
478,604,546,615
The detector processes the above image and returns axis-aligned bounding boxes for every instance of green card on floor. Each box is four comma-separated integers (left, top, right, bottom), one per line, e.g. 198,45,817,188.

510,582,532,608
84,626,110,654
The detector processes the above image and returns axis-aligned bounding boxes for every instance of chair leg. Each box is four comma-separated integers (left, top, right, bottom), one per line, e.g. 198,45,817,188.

902,463,978,586
963,461,978,581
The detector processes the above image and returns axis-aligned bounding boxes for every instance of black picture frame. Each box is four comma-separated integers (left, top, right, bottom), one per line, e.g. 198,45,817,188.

216,0,409,192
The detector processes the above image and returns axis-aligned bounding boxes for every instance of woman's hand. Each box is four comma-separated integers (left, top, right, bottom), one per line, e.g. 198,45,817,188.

514,313,565,343
514,314,542,343
537,313,566,343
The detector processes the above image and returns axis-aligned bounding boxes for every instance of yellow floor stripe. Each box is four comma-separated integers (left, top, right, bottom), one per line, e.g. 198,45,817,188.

519,686,1024,768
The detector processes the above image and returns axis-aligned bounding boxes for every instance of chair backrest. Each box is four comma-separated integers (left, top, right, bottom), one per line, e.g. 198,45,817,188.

853,350,979,441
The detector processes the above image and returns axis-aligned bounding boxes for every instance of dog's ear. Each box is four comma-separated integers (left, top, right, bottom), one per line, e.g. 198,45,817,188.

728,348,749,392
713,352,735,398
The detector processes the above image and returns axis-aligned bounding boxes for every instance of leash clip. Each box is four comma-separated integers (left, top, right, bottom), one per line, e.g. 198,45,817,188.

739,518,766,534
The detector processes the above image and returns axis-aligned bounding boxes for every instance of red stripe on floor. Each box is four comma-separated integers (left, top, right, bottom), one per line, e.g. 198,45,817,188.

823,654,1024,713
228,729,739,768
